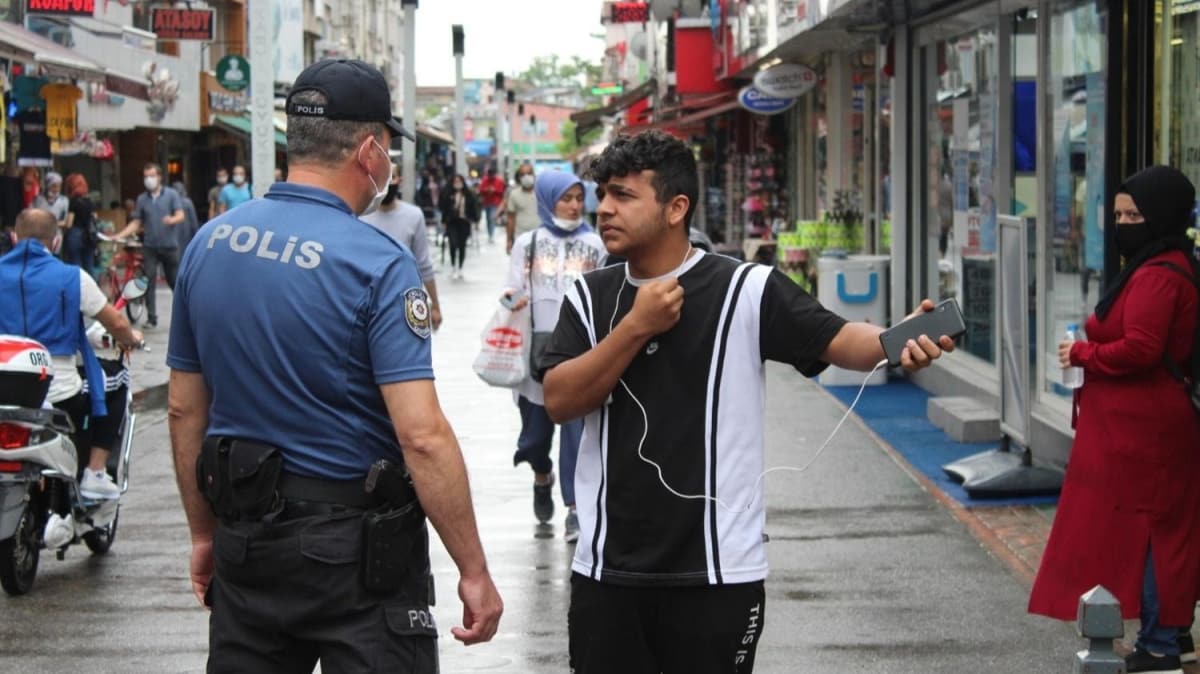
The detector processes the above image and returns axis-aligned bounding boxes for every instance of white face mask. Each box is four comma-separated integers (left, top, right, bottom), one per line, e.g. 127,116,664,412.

359,139,390,216
520,174,535,189
232,174,246,185
216,175,228,185
144,176,159,192
552,216,583,232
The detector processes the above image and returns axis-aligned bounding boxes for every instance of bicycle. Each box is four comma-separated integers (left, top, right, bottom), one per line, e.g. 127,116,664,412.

95,234,148,324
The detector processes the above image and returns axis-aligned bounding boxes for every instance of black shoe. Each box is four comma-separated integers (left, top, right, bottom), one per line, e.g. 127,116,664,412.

1179,632,1196,664
145,317,158,328
1126,647,1183,673
533,474,555,524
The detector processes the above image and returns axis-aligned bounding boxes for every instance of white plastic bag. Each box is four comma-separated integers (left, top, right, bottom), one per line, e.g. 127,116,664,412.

473,306,530,388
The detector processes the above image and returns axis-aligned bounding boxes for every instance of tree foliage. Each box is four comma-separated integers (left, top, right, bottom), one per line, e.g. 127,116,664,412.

557,119,603,157
515,55,604,102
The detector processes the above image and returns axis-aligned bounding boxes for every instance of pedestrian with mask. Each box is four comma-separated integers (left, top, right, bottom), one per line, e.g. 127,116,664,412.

167,59,502,671
1029,165,1200,674
501,170,606,541
438,173,479,280
207,167,228,220
478,167,506,245
216,164,252,214
121,163,184,328
505,163,539,255
539,131,954,673
362,163,444,330
34,171,68,230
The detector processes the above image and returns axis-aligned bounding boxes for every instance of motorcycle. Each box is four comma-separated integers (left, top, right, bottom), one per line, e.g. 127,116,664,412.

0,334,136,596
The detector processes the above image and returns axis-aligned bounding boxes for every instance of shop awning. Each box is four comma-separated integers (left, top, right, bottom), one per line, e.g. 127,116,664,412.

624,95,740,135
570,78,658,138
416,124,454,145
0,20,105,82
214,114,288,148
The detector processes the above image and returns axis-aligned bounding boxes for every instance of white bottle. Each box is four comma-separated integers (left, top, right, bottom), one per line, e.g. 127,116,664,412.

1062,323,1084,389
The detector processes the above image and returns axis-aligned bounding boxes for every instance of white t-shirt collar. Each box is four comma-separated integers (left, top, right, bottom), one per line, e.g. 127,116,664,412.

626,249,705,287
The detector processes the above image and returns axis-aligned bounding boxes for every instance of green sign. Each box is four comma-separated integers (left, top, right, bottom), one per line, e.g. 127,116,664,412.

507,142,560,155
216,55,250,92
591,84,624,96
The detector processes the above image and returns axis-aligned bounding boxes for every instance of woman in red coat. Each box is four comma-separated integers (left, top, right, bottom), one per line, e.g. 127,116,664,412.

1029,166,1200,673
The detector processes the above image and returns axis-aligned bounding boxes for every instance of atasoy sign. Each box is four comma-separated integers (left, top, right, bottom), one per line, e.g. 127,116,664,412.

737,85,797,115
753,63,817,98
151,8,216,41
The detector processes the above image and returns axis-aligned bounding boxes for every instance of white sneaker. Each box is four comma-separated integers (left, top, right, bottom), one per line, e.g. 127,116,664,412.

80,469,120,500
43,513,74,548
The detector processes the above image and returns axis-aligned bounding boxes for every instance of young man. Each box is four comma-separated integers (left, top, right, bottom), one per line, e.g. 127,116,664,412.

123,163,185,328
477,167,506,244
361,163,443,330
207,167,228,220
540,130,955,673
216,164,253,214
504,163,539,255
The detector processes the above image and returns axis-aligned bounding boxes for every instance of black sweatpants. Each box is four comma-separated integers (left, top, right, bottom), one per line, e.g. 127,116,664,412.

208,510,437,673
445,219,470,269
568,573,766,674
140,245,179,321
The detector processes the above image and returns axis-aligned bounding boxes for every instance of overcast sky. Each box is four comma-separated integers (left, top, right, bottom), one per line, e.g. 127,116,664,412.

412,0,606,86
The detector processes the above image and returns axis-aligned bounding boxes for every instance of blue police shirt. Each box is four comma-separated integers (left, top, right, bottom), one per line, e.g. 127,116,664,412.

166,183,434,480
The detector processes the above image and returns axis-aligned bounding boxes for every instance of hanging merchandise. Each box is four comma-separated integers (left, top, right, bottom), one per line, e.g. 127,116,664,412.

11,76,47,113
16,109,51,167
40,83,82,141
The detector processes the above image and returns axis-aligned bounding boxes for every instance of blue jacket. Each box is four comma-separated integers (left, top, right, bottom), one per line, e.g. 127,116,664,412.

0,239,106,416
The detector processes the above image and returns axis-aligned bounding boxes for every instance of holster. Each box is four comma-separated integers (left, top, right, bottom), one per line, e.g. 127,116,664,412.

197,437,283,522
362,498,426,594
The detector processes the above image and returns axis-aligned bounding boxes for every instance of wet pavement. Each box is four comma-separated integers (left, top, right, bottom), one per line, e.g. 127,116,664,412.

0,233,1092,672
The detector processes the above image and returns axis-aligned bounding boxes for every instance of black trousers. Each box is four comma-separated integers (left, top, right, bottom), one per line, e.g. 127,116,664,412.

140,245,179,321
445,219,470,269
568,573,766,674
208,510,438,673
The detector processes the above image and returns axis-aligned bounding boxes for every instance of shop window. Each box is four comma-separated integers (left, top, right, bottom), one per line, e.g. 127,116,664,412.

1155,0,1200,187
1043,0,1107,399
922,26,999,363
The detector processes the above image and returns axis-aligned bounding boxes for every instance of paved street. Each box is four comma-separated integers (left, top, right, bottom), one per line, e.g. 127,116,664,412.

0,233,1087,673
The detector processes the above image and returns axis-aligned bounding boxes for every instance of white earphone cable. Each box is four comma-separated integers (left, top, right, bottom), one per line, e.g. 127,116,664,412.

609,251,888,513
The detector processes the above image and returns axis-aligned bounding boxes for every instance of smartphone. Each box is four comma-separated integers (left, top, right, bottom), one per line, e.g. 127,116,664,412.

879,298,967,367
499,290,526,310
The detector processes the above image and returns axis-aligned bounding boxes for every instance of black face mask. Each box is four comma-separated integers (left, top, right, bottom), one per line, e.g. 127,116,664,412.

382,184,399,205
1115,223,1154,259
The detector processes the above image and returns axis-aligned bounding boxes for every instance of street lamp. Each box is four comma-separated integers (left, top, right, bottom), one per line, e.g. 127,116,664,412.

528,113,537,167
494,71,505,179
400,0,418,202
452,25,467,177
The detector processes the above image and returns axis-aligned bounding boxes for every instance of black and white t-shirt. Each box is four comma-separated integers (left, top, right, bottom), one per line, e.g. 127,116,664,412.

540,251,847,587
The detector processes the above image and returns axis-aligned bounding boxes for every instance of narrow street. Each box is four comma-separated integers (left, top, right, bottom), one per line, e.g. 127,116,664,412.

0,235,1084,673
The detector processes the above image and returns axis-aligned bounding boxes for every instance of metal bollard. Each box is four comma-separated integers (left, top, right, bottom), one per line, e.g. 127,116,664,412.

1073,585,1126,673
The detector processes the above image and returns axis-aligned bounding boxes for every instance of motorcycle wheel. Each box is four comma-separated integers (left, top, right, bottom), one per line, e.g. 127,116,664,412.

125,296,146,325
0,501,40,596
83,507,118,555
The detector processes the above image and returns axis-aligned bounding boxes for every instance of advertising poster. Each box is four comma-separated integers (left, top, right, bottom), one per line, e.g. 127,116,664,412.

274,0,304,84
1083,72,1105,272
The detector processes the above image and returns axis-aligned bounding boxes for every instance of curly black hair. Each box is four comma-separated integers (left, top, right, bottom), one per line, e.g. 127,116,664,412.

588,130,698,228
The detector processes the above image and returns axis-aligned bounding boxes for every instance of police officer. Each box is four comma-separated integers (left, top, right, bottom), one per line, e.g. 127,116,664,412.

166,59,502,672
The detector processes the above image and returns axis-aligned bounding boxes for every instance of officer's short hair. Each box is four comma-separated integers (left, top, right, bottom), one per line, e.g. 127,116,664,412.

287,90,386,168
14,208,58,245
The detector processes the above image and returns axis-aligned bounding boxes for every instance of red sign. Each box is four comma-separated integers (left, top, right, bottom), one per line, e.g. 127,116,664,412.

26,0,94,15
610,1,649,23
484,328,524,350
151,8,215,41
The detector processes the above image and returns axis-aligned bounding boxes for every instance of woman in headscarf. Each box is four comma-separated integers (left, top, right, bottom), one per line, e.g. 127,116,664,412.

437,172,479,280
34,171,69,230
500,170,607,543
1029,166,1200,673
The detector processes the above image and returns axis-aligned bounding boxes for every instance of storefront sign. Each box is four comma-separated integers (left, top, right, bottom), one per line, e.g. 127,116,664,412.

737,85,797,115
208,90,247,114
753,63,817,98
151,8,215,41
216,55,249,92
26,0,93,16
103,73,148,101
610,1,649,23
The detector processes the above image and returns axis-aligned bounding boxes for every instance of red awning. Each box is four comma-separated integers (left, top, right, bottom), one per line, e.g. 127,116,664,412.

622,96,740,135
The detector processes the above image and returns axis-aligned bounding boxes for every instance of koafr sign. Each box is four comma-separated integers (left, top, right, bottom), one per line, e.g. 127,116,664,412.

753,63,817,98
26,0,93,15
737,85,797,115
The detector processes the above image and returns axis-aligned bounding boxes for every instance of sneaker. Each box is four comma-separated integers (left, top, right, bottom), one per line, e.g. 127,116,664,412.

80,469,120,500
564,508,579,544
43,513,74,548
145,317,158,328
1126,647,1183,673
1179,633,1196,664
533,473,555,524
